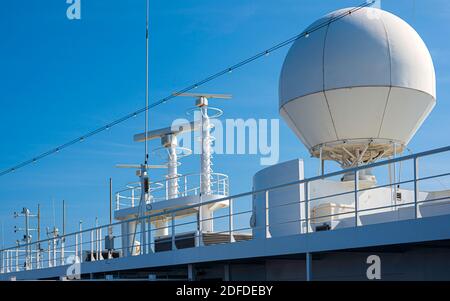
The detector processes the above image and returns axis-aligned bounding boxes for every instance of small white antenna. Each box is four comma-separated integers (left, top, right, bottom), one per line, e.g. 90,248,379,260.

52,198,56,228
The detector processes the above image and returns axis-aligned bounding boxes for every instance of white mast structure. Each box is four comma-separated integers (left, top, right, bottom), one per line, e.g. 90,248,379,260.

174,93,231,235
13,207,38,270
134,122,198,199
133,123,197,237
177,93,231,196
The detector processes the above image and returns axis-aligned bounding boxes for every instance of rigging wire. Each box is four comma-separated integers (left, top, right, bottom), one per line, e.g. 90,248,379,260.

0,1,375,178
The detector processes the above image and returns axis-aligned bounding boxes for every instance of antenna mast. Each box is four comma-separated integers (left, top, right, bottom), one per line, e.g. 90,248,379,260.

144,0,150,165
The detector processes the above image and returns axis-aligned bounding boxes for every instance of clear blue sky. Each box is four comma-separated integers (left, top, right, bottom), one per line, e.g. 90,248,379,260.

0,0,449,247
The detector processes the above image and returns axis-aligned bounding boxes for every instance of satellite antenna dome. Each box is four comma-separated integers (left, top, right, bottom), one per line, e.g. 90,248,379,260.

279,7,436,167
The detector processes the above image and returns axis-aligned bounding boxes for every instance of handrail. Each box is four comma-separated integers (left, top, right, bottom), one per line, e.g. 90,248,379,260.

115,172,229,209
0,145,449,275
2,145,449,252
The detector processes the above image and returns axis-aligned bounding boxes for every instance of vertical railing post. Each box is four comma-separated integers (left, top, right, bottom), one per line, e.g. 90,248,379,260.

5,251,8,273
95,229,99,260
414,157,419,219
15,248,19,272
53,238,56,267
61,237,65,266
141,218,147,255
8,251,11,273
354,170,359,227
265,190,270,239
198,195,204,246
147,218,152,253
305,181,309,234
229,198,234,243
116,194,120,210
171,213,177,250
75,234,78,264
79,223,83,263
131,189,135,207
47,241,51,268
99,228,103,260
36,243,40,269
90,230,94,261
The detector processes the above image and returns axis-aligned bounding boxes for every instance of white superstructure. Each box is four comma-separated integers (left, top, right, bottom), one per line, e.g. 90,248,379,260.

1,6,449,281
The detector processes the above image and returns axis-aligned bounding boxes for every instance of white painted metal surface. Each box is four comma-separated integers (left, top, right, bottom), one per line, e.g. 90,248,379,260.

279,7,436,166
253,159,305,238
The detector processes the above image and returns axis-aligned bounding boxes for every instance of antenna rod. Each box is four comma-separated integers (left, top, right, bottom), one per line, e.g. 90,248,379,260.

37,204,41,241
62,200,66,236
144,0,150,165
109,177,113,225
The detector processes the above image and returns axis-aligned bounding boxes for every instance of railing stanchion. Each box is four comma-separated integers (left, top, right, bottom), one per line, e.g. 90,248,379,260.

15,248,19,272
141,218,147,255
61,237,65,266
354,170,359,227
265,190,270,239
52,238,56,267
171,213,177,250
414,157,419,219
96,229,99,260
99,228,103,260
75,234,78,264
90,230,94,261
36,243,40,269
147,218,152,253
79,222,83,263
229,198,234,243
47,241,51,267
305,181,309,234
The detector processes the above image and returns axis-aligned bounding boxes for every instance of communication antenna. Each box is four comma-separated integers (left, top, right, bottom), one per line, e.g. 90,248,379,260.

115,0,153,255
175,93,232,195
37,204,41,241
62,200,66,236
109,178,113,226
52,198,56,228
144,0,150,165
134,121,198,199
13,207,38,270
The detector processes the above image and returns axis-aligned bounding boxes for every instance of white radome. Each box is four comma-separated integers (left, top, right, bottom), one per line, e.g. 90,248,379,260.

279,7,436,167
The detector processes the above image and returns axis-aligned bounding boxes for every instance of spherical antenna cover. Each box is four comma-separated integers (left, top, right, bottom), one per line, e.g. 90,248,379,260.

279,7,436,166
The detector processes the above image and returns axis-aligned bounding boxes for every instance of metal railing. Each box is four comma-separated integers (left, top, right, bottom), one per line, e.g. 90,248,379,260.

115,172,229,209
1,145,449,276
